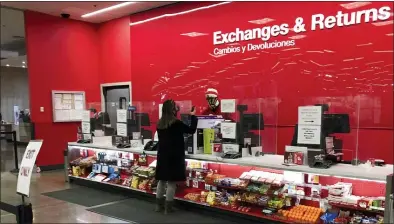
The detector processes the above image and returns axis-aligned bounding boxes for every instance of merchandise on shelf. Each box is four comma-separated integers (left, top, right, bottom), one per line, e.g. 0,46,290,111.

67,145,390,224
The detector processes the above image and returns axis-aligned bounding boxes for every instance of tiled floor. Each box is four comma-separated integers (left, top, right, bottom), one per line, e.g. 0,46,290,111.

1,140,128,223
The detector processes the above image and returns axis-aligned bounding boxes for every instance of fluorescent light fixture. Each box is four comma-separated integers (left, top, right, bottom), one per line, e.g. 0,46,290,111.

130,2,231,26
232,62,244,66
180,32,208,37
356,42,373,47
248,18,275,25
22,61,26,64
22,65,26,68
340,2,371,9
242,57,258,61
81,2,135,18
372,20,394,26
271,62,280,70
288,35,306,40
6,64,10,67
281,48,300,51
365,61,384,65
284,62,297,66
307,51,324,53
360,69,373,73
323,49,335,53
374,50,393,53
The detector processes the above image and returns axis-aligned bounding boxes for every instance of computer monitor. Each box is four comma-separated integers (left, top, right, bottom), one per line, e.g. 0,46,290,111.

242,113,264,131
323,114,350,134
135,113,150,126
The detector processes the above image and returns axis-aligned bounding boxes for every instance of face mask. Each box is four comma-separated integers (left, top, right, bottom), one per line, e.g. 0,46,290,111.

206,97,218,109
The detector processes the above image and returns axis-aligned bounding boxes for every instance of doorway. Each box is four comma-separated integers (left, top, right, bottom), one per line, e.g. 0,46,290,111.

100,82,132,129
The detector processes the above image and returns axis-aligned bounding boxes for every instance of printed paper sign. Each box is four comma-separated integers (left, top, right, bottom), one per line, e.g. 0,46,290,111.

222,143,239,153
81,122,91,134
298,106,322,125
221,122,237,139
116,109,127,123
297,125,321,145
17,140,43,197
117,123,127,137
82,110,90,122
221,99,236,113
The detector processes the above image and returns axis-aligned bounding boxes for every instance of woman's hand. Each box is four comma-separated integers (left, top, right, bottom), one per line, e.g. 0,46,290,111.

190,106,196,116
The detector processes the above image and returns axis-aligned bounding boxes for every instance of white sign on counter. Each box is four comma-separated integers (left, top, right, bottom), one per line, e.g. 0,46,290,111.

17,140,43,197
222,143,239,153
116,109,127,123
82,110,90,122
117,123,127,137
81,122,91,134
298,106,322,125
220,122,237,139
297,125,321,145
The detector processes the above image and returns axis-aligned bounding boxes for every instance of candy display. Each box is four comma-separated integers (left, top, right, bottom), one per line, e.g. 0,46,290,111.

280,205,322,223
68,146,389,224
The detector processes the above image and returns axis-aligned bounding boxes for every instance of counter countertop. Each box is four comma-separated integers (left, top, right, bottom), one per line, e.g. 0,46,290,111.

68,142,393,182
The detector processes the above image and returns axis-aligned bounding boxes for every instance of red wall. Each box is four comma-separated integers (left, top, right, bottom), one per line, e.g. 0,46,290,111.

129,2,393,162
25,11,101,166
98,16,131,83
25,2,393,166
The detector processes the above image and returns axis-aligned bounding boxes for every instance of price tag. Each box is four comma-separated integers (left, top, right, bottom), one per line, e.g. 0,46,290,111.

192,180,199,188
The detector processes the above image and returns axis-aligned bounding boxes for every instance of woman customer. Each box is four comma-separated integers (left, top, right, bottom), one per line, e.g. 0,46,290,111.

155,99,197,214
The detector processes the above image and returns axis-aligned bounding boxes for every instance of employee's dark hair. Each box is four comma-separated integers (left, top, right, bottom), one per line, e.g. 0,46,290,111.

158,99,177,129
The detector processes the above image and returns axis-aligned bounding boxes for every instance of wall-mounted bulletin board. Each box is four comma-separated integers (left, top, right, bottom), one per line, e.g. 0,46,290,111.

52,90,86,122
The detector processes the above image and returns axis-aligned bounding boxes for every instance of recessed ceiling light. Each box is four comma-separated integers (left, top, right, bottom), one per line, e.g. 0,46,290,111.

81,2,136,18
22,65,26,68
22,61,26,64
6,64,10,67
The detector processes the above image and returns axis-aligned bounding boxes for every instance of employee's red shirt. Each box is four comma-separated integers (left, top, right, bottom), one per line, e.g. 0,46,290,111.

202,105,234,121
202,106,222,116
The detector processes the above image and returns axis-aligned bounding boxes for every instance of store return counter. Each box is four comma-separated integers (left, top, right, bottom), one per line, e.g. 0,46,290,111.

66,142,393,223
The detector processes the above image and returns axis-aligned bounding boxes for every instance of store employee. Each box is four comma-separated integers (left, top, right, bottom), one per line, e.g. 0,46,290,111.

202,88,233,121
202,88,222,115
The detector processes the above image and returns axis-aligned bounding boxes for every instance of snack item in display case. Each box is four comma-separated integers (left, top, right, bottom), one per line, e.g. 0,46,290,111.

257,195,270,207
267,198,284,209
311,184,322,197
200,191,208,203
131,176,140,189
205,173,226,185
122,177,132,186
87,172,96,179
287,205,321,223
206,192,216,206
241,192,260,204
138,179,150,190
138,153,147,166
184,193,201,202
259,184,271,195
72,166,81,176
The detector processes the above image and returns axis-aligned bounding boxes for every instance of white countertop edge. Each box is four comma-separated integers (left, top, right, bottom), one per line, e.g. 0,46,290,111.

68,142,393,182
